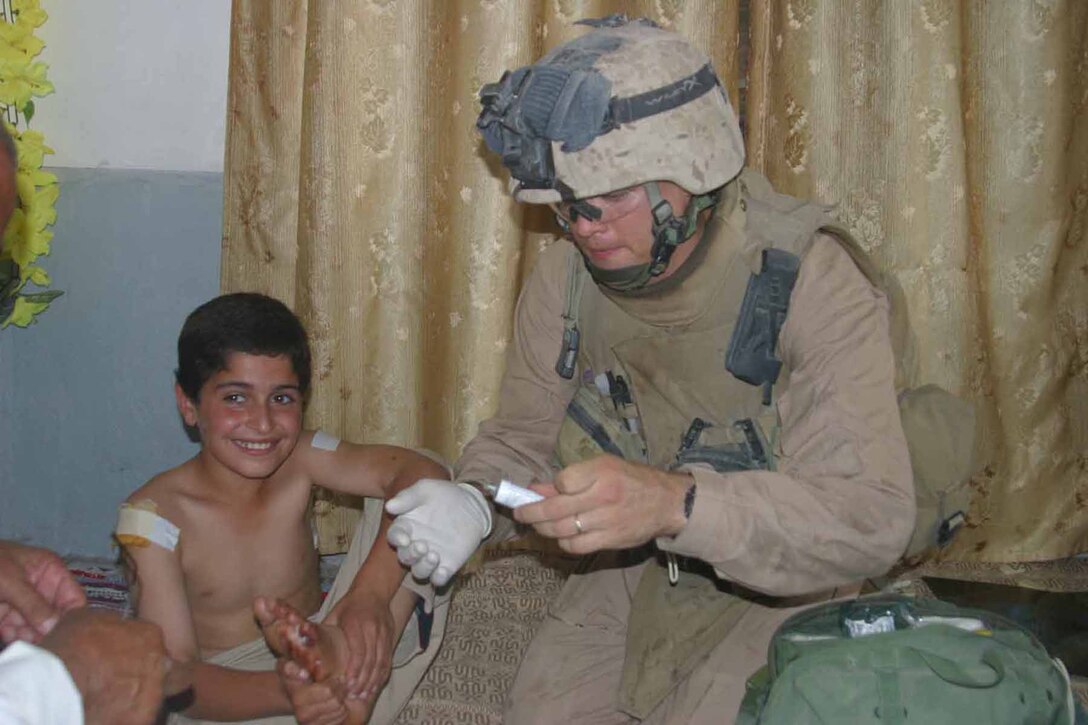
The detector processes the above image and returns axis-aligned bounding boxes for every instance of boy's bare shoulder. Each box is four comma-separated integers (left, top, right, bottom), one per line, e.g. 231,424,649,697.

124,457,202,526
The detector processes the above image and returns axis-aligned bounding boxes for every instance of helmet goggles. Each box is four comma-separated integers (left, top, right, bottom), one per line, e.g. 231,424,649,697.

476,17,722,201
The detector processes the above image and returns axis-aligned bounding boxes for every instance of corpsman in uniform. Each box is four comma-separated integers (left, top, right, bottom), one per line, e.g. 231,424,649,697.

385,15,916,723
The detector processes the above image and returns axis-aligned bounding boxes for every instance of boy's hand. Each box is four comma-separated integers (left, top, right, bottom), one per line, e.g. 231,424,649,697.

325,589,394,701
276,658,350,725
277,658,375,724
0,540,87,643
385,480,491,587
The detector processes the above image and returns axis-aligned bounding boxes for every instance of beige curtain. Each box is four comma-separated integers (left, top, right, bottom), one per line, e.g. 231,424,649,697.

746,0,1088,563
222,0,1086,563
221,0,740,552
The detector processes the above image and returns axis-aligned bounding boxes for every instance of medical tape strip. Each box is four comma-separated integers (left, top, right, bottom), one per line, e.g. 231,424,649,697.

115,505,180,551
312,430,341,451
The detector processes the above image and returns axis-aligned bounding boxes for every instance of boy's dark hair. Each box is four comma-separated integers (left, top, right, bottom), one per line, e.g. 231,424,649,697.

176,292,312,401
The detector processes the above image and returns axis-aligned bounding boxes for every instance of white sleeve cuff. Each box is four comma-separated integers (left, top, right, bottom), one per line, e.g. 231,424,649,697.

0,641,84,725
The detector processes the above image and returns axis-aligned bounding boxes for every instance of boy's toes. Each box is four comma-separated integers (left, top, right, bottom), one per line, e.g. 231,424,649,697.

253,596,275,626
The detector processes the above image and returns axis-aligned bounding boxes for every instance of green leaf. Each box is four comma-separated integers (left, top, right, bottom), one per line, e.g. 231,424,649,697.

0,258,15,286
21,288,61,303
21,99,33,123
2,295,49,327
0,259,19,299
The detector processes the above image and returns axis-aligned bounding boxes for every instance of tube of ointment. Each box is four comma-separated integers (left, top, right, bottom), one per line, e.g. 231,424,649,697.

482,479,545,509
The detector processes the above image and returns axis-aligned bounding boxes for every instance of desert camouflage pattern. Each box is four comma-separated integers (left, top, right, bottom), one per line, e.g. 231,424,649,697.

463,171,915,720
511,19,744,204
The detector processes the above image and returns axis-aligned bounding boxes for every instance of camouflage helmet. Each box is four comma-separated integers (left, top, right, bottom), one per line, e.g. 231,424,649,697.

477,16,744,205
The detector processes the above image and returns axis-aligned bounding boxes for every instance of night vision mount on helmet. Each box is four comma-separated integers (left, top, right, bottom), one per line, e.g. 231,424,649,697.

476,15,746,291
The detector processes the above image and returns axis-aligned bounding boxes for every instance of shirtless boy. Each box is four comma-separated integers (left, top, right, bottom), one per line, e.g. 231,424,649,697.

117,292,454,724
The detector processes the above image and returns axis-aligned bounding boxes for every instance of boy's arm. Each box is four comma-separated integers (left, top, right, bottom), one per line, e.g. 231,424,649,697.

121,520,292,720
300,438,447,696
302,437,450,501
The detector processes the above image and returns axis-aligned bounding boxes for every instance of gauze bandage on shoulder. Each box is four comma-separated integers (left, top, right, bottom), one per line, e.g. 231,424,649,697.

311,430,340,451
115,501,180,551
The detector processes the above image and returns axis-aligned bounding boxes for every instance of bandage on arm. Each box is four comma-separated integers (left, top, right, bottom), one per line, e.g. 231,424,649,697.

115,501,180,551
311,430,340,451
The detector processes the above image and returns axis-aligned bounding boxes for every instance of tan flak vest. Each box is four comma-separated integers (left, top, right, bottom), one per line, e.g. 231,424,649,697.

552,170,977,717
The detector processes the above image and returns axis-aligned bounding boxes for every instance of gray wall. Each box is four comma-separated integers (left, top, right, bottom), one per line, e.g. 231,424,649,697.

0,168,222,558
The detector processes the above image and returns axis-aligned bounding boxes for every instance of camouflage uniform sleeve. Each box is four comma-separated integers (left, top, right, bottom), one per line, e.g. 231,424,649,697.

455,241,580,541
657,235,916,596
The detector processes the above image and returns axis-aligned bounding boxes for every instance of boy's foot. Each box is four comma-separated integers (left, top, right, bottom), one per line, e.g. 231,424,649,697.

254,596,350,683
255,597,375,724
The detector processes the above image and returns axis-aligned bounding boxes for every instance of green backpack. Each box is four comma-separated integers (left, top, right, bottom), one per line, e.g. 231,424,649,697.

737,596,1080,725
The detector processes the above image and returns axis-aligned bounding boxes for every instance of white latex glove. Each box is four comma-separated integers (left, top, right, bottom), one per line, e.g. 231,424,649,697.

385,480,491,587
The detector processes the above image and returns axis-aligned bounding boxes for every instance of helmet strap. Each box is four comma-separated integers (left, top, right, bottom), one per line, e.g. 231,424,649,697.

584,182,721,292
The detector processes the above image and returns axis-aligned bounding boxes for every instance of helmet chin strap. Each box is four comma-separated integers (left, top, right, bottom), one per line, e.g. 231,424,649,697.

583,182,721,292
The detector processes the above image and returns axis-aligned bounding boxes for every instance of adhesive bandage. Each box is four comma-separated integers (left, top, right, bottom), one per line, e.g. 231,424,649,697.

115,501,180,551
311,430,341,451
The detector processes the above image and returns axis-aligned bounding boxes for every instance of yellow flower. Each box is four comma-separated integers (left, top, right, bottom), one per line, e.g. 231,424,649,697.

30,181,58,228
5,125,55,186
2,207,25,261
23,264,50,286
1,294,49,328
0,58,53,108
16,172,57,229
12,0,47,29
11,126,53,169
0,0,59,332
2,207,52,270
0,20,43,61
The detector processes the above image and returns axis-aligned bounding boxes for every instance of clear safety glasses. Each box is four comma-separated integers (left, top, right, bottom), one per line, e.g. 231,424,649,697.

550,185,645,231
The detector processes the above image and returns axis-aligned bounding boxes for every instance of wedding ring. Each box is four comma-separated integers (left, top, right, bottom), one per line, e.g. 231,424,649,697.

573,515,584,534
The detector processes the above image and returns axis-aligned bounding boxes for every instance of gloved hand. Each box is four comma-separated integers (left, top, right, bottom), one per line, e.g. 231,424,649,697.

385,480,491,587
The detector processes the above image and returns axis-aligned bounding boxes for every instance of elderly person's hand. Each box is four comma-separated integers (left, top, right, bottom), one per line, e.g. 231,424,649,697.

41,608,172,725
0,540,87,644
513,455,692,554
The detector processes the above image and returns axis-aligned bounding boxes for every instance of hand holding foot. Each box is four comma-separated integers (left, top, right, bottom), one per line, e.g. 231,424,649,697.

255,597,376,724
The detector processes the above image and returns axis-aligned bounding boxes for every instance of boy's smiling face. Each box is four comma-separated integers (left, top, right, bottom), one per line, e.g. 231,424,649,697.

176,351,304,481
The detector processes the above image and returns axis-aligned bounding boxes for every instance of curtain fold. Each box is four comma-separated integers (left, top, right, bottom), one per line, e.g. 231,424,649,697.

747,0,1088,561
223,0,1086,563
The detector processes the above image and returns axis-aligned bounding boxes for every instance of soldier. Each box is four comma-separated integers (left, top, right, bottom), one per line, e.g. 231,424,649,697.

387,15,915,722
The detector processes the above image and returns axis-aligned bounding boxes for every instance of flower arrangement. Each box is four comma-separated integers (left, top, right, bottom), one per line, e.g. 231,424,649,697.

0,0,58,329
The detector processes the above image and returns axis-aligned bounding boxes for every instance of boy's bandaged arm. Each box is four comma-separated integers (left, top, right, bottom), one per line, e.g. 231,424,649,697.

115,500,180,551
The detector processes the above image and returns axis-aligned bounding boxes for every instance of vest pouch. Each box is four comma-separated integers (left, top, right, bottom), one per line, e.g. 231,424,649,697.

674,417,775,473
556,381,647,467
897,385,977,558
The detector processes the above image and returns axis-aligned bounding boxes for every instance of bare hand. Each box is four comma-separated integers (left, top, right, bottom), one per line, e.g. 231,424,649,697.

514,455,691,555
276,658,374,725
40,608,167,725
0,541,86,643
326,589,394,702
